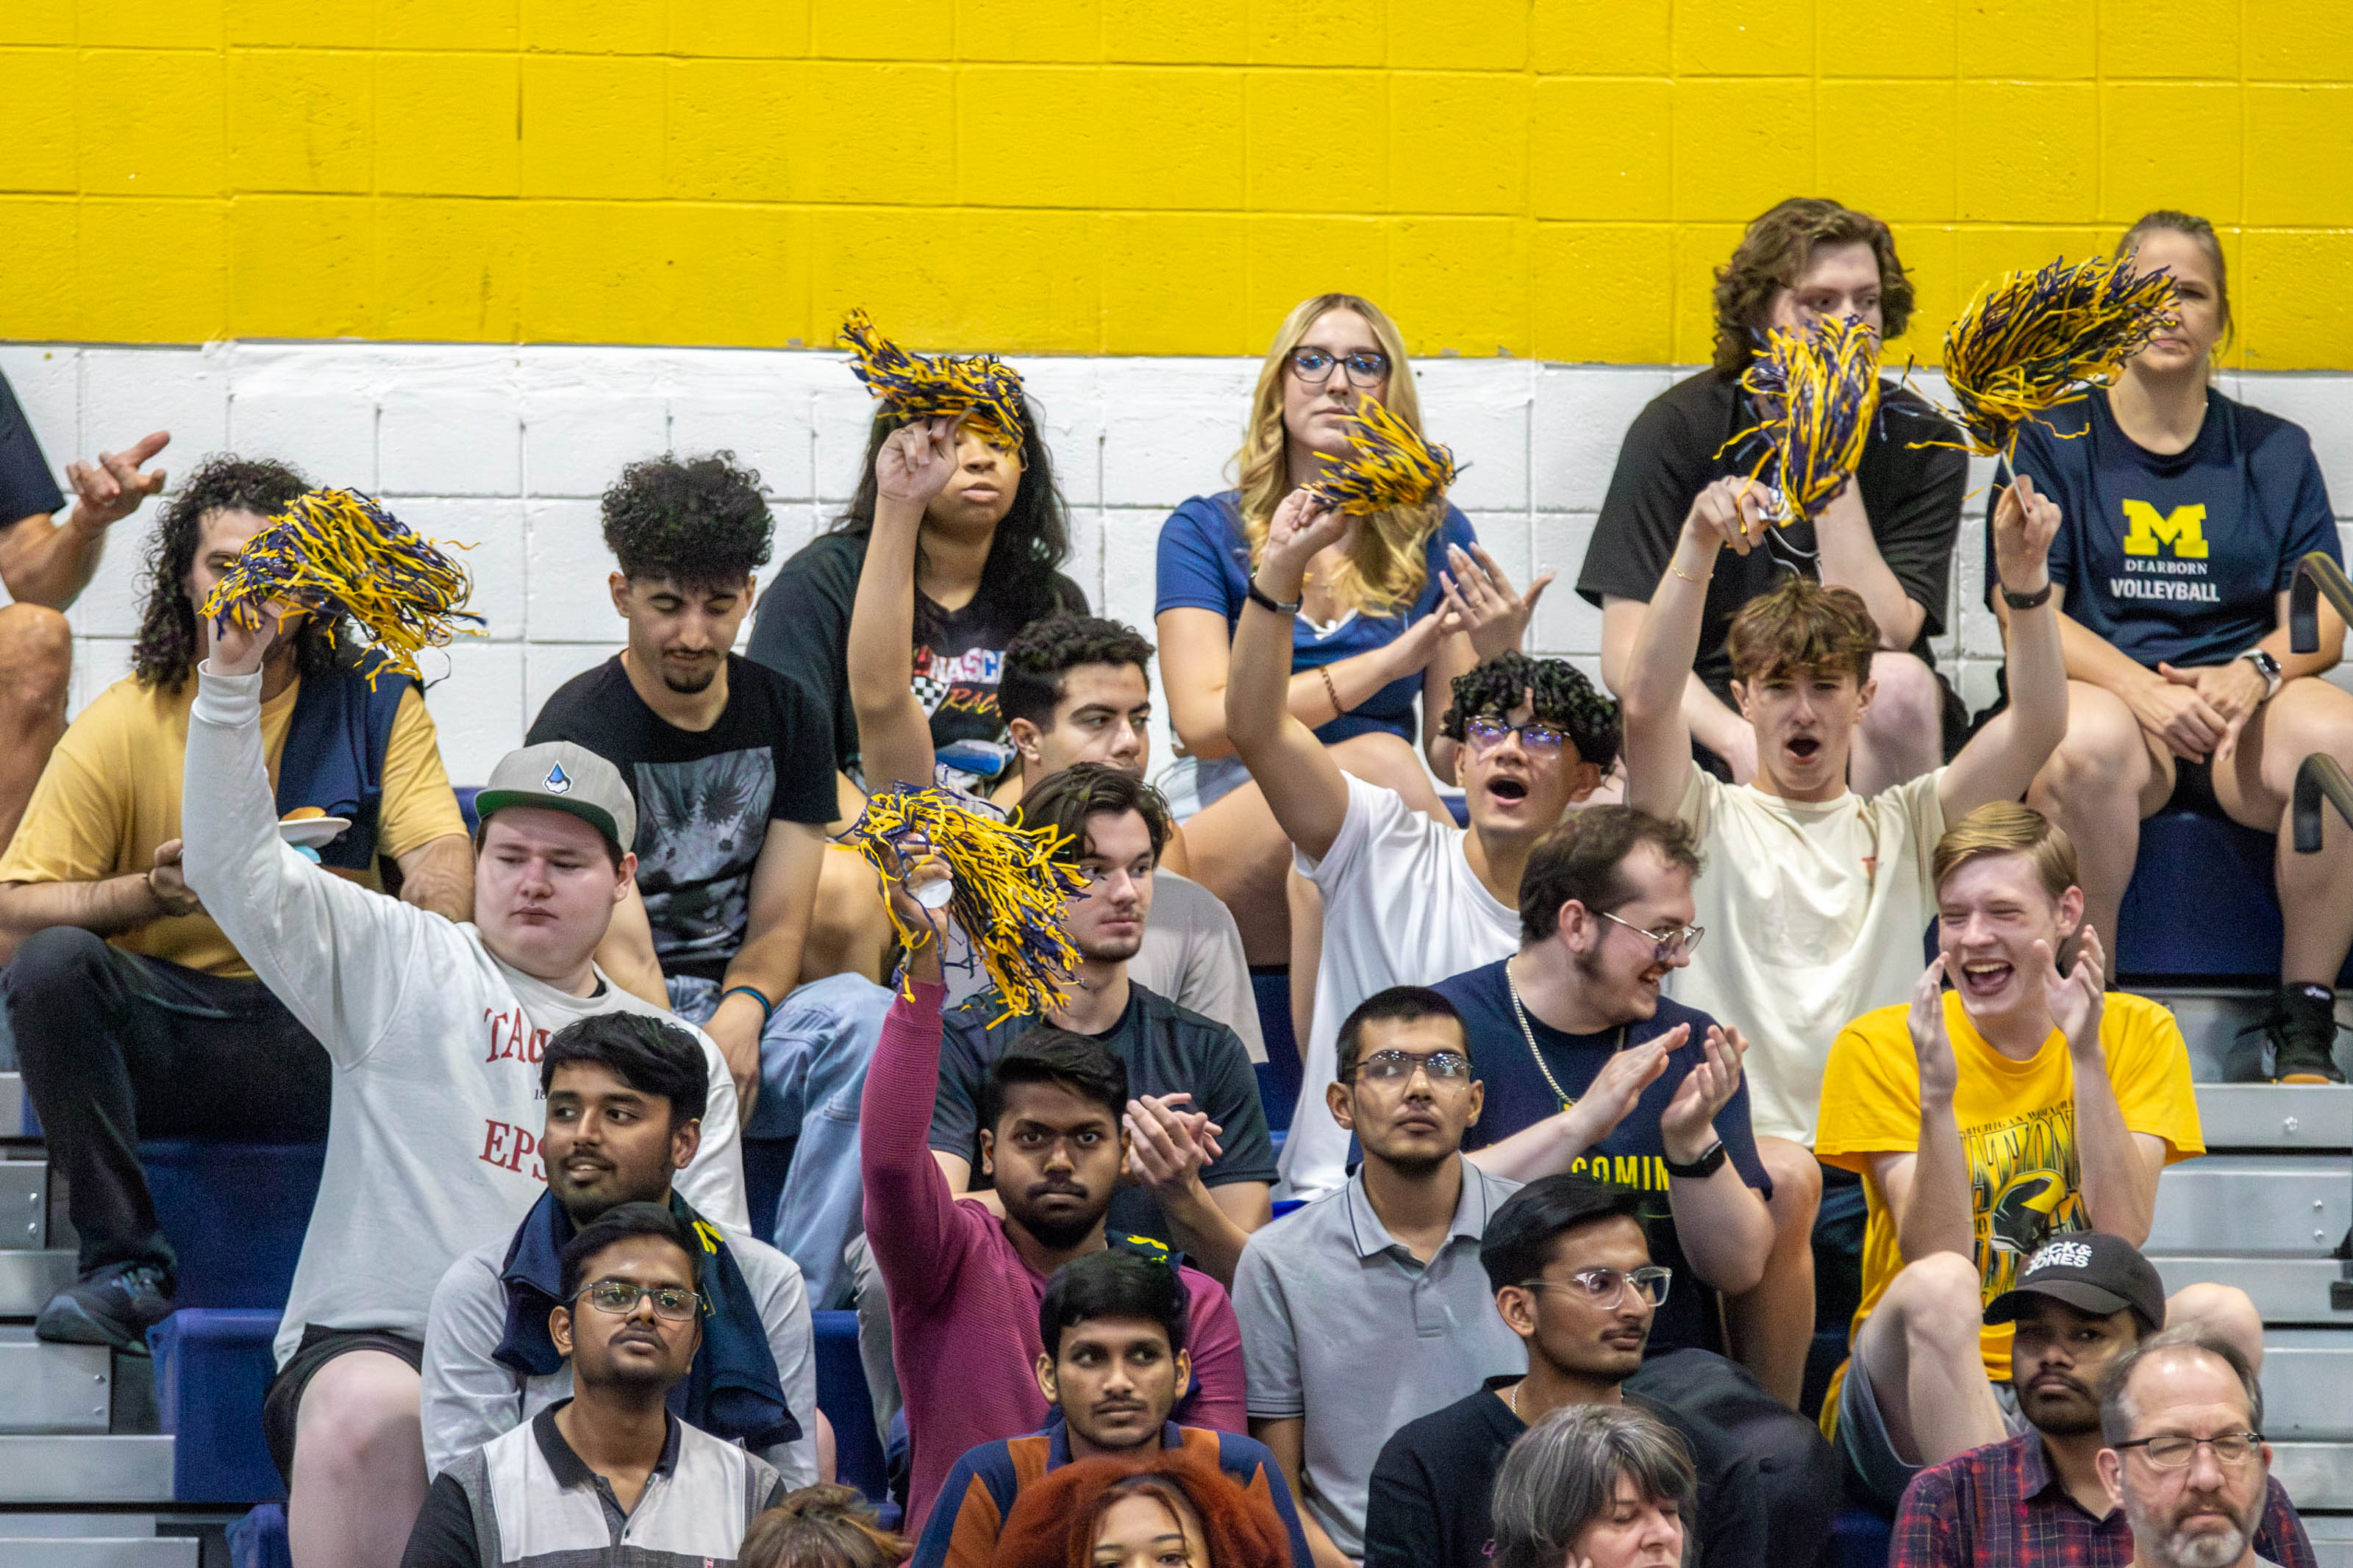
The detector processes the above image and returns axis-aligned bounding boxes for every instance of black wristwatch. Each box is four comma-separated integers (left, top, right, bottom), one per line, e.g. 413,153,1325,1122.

2241,648,2284,702
1246,576,1302,615
1664,1139,1729,1180
1999,579,2054,610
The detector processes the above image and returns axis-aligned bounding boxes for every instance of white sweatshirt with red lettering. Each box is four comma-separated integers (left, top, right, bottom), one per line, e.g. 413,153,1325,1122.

181,664,746,1367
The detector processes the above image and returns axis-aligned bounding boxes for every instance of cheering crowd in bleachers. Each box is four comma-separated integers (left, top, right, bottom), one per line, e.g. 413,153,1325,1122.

0,195,2343,1568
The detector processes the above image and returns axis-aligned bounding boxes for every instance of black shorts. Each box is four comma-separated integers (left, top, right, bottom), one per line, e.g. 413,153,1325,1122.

261,1325,425,1487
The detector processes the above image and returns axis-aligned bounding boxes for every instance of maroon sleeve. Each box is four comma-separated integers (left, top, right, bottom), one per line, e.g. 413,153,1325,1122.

859,983,974,1311
2256,1475,2318,1568
1177,1267,1249,1435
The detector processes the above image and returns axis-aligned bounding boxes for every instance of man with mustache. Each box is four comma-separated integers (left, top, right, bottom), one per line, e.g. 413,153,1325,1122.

860,843,1246,1538
2099,1328,2299,1568
1892,1234,2312,1568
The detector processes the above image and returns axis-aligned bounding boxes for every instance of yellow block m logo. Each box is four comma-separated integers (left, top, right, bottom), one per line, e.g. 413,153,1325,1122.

2122,500,2209,559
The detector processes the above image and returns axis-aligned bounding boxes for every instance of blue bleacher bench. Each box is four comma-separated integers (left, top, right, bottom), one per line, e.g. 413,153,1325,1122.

151,1308,284,1504
812,1308,888,1506
2116,807,2353,984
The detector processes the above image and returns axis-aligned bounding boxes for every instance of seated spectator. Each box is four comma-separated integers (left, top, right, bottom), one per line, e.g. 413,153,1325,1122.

918,1250,1310,1568
858,847,1244,1536
743,1484,911,1568
2097,1328,2291,1568
992,1456,1296,1568
750,380,1087,983
1234,988,1527,1567
525,451,891,1297
179,611,746,1568
1485,1404,1695,1568
0,456,472,1353
423,1012,819,1485
1813,803,2261,1511
1435,807,1773,1358
1157,293,1543,964
1579,196,1966,795
1992,211,2353,1083
1893,1233,2313,1568
1617,470,2068,1404
401,1204,789,1568
1366,1177,1836,1568
0,372,168,851
1225,486,1615,1199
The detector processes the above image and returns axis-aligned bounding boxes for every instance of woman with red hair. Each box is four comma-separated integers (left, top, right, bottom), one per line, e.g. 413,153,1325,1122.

991,1451,1291,1568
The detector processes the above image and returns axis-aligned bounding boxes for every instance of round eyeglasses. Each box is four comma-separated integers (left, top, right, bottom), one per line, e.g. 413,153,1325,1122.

1524,1266,1673,1311
1594,909,1704,962
1288,348,1390,389
1349,1048,1474,1085
1465,717,1566,758
576,1280,701,1322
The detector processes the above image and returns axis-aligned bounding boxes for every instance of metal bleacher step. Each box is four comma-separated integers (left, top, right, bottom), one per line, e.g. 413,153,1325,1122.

0,1537,199,1567
1,1157,47,1250
2196,1083,2353,1150
0,1251,76,1317
2145,1154,2351,1254
2276,1443,2353,1510
2152,1256,2352,1325
2249,1331,2353,1440
0,1070,22,1135
0,1328,112,1433
0,1436,176,1506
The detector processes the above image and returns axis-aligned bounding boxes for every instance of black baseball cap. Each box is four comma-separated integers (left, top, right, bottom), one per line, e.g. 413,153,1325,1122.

1985,1231,2166,1334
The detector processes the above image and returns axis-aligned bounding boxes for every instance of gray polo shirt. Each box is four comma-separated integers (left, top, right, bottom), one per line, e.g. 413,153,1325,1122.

1232,1157,1526,1557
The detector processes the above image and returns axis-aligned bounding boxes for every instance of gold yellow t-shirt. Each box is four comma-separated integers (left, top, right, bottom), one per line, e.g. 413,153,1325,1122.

0,672,465,979
1815,989,2203,1402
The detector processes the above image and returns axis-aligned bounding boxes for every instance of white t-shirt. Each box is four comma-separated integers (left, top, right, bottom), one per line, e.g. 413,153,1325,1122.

1279,774,1521,1200
1668,766,1946,1147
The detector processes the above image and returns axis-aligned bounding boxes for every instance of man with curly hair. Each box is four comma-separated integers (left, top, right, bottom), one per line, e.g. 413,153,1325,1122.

1225,490,1617,1203
1577,197,1968,796
526,452,889,1303
0,454,474,1353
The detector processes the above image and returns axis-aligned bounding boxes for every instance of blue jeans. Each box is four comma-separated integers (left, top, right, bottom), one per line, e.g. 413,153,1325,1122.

668,971,893,1308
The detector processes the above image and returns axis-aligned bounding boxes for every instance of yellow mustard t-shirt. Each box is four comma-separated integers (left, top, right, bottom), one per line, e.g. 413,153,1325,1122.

1814,989,2203,1412
0,672,465,979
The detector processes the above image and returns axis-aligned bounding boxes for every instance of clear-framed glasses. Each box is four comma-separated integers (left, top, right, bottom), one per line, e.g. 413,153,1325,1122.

1349,1048,1474,1085
1596,909,1704,963
2113,1432,2263,1469
1524,1266,1673,1311
1288,348,1390,389
576,1279,701,1322
1465,717,1566,759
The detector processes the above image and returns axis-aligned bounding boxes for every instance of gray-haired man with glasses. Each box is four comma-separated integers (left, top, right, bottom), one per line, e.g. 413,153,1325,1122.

2099,1327,2307,1568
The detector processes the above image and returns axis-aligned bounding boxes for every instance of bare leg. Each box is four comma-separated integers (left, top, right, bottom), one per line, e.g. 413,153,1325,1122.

0,604,71,853
1849,1251,2009,1468
286,1351,428,1568
1848,652,1945,797
1285,867,1321,1054
2022,681,2171,959
2165,1281,2265,1372
2215,679,2353,987
1724,1136,1821,1408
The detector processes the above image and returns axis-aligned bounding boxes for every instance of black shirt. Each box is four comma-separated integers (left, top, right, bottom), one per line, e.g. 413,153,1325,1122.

746,529,1088,790
526,654,837,984
927,982,1278,1247
1576,368,1966,691
0,370,65,531
1434,961,1771,1356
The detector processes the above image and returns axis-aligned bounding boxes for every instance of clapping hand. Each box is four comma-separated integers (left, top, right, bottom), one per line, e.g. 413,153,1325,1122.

1563,1025,1683,1150
1660,1024,1746,1164
1124,1091,1224,1195
2038,925,2107,1060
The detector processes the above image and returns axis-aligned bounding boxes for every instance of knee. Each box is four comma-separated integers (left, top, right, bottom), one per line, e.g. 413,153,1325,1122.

292,1357,424,1491
2166,1281,2265,1370
2038,706,2146,803
1861,654,1940,730
1756,1138,1823,1225
1885,1252,1985,1349
3,923,112,1003
0,604,71,712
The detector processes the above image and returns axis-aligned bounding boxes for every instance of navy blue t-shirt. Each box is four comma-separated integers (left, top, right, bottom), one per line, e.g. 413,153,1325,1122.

1154,490,1478,746
0,370,66,531
1435,959,1771,1356
1991,388,2340,669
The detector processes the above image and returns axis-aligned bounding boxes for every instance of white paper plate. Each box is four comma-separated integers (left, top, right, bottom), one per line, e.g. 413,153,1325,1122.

277,815,351,849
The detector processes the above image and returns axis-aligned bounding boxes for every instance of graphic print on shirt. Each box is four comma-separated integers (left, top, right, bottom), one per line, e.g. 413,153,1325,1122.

913,645,1007,721
1964,1102,2085,1301
2110,498,2220,605
632,750,774,972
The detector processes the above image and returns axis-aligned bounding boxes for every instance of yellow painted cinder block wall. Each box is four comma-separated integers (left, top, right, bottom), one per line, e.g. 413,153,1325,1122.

4,0,2351,366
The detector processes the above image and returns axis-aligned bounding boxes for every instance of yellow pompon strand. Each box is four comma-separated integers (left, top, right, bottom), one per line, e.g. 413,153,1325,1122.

839,785,1088,1025
840,308,1028,451
1724,314,1882,523
1307,396,1460,515
199,487,482,686
1923,255,2179,458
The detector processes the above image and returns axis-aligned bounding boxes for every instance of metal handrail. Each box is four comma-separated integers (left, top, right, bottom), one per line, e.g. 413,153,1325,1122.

2291,753,2353,855
2289,551,2353,654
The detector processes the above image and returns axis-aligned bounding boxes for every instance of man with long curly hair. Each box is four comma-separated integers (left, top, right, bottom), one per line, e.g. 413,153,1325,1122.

0,454,473,1353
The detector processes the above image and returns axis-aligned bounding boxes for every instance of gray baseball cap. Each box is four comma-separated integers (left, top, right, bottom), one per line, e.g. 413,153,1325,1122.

472,742,635,854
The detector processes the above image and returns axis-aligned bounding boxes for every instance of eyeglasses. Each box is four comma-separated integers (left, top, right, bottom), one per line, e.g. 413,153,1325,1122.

1524,1266,1673,1311
1349,1049,1474,1084
2113,1432,2263,1469
575,1279,701,1322
1593,909,1704,962
1465,717,1568,759
1288,348,1390,389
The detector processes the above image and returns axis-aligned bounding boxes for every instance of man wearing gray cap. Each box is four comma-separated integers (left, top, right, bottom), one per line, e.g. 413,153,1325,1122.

182,613,747,1568
1891,1233,2313,1568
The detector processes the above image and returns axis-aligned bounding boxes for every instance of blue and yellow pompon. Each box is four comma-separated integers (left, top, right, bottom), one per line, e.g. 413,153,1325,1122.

1726,314,1882,522
200,487,481,685
1309,396,1460,515
840,309,1028,451
1924,255,2179,457
841,785,1088,1024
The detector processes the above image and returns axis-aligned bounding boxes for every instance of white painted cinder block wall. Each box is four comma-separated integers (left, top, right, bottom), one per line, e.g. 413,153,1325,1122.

6,340,2352,790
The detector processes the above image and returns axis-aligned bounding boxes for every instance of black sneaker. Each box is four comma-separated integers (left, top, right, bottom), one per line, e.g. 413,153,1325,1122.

2265,985,2346,1085
35,1262,175,1355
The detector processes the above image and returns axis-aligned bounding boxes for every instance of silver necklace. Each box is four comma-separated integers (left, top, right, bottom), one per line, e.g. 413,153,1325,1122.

1504,956,1627,1111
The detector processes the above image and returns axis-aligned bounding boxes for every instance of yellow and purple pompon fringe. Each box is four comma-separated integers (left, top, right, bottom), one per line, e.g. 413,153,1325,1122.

840,784,1088,1024
1927,255,2179,457
840,309,1028,450
199,487,481,686
1308,396,1460,515
1727,314,1882,523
